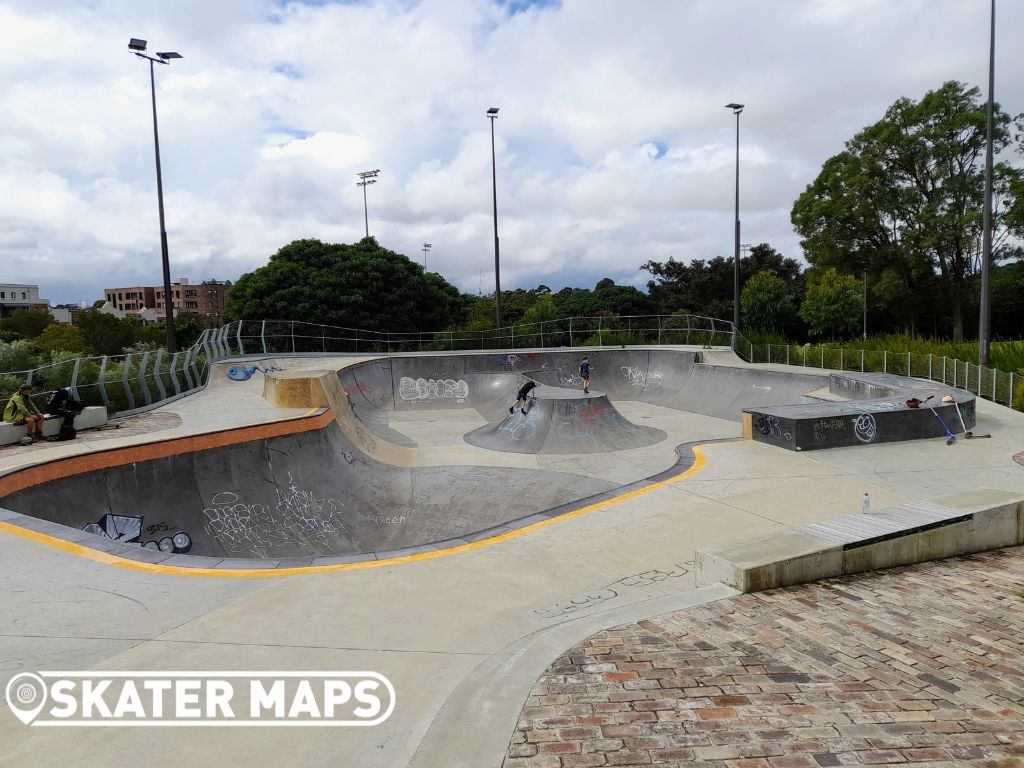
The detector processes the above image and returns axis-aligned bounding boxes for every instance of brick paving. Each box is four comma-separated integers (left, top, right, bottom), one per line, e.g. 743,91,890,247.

506,548,1024,767
0,411,182,455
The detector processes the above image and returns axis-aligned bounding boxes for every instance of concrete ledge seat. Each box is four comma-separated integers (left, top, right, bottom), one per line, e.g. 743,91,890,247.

0,406,108,444
695,489,1024,593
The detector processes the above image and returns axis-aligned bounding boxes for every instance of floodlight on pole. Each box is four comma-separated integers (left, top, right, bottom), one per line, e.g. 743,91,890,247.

357,169,380,239
979,0,996,366
422,242,432,269
130,37,182,353
725,102,744,342
487,107,501,331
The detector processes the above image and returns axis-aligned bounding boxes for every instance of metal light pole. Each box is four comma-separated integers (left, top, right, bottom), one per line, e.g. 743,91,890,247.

726,103,744,338
487,107,501,330
357,169,380,239
863,269,868,339
979,0,996,366
130,38,181,353
422,242,432,269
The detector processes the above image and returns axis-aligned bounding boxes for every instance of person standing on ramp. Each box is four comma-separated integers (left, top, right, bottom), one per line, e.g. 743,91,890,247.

510,380,538,415
579,356,592,395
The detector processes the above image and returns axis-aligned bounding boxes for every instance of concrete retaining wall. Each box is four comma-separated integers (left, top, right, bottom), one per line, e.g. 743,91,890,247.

695,489,1024,593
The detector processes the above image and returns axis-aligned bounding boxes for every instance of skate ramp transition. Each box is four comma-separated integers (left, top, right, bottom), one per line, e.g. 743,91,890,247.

0,348,976,562
0,414,620,561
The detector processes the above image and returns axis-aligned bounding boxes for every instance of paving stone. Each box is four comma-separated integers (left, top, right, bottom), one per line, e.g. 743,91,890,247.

505,547,1024,768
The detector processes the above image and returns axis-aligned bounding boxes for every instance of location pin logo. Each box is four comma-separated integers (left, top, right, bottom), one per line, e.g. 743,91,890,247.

5,673,48,725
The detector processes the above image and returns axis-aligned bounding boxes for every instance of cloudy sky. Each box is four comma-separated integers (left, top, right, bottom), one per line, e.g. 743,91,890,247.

1,0,1020,306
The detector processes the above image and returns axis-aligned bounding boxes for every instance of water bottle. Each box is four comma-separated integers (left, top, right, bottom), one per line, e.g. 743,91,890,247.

862,492,870,513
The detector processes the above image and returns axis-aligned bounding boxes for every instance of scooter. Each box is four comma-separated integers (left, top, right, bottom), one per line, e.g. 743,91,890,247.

922,396,956,445
951,398,992,439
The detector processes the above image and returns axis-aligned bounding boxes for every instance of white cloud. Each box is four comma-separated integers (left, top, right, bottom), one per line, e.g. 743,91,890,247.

0,0,1020,311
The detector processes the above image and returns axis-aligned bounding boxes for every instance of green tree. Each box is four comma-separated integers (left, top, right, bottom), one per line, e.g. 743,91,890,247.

0,308,53,339
73,311,135,355
741,271,794,333
792,80,1024,340
799,269,864,339
226,237,466,332
643,243,803,320
34,324,90,357
0,339,35,373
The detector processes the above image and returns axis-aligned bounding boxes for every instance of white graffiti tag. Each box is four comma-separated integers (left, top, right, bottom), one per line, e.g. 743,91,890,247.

620,366,663,390
853,413,877,444
499,408,538,440
398,376,469,402
202,474,345,555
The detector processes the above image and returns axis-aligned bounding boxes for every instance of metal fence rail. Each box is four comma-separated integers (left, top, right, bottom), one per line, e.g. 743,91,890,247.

738,341,1019,410
4,316,1019,418
234,315,735,354
0,326,242,418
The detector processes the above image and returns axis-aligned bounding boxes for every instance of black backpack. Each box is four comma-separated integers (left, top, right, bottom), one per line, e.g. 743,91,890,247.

52,425,77,441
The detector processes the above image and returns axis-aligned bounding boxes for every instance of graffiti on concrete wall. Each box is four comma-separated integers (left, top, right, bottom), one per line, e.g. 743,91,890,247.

812,417,846,443
554,401,622,439
344,382,371,396
503,354,521,371
755,413,792,442
620,366,663,390
202,473,346,556
82,513,192,554
853,413,877,443
534,563,691,619
499,407,538,440
226,364,282,382
398,376,469,402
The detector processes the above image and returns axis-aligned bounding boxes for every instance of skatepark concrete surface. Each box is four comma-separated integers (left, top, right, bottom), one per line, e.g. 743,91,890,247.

2,345,1023,768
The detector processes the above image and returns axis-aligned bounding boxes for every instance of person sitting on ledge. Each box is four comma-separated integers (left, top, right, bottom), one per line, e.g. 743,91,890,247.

46,386,83,426
4,384,45,445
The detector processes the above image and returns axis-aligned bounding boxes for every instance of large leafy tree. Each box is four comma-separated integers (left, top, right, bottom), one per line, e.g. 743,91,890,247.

799,268,863,339
226,238,467,332
741,271,795,333
792,81,1023,340
642,243,804,320
0,308,53,340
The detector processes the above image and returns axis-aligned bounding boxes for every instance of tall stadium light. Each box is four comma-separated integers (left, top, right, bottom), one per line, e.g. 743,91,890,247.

130,38,182,353
487,107,502,330
422,242,432,269
726,103,744,340
357,169,380,238
979,0,996,366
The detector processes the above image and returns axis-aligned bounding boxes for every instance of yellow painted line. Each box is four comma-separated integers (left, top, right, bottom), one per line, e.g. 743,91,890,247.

0,446,709,579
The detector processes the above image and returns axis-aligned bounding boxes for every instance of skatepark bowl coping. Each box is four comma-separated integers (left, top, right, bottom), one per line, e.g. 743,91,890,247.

0,347,980,570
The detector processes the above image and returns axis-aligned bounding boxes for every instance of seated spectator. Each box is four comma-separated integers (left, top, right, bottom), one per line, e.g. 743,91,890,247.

4,384,45,444
46,387,83,424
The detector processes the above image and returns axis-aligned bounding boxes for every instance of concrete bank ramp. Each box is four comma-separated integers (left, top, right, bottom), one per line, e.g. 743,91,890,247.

464,386,666,454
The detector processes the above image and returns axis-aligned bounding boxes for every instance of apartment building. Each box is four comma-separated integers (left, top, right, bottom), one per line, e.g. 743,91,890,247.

0,283,51,317
104,279,230,319
103,286,156,314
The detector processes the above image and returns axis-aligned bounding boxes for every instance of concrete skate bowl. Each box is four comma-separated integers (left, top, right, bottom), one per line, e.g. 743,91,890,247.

0,412,621,562
338,348,833,455
338,349,979,454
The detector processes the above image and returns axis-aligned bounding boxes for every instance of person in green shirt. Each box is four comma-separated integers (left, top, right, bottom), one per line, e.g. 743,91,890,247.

4,384,45,444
